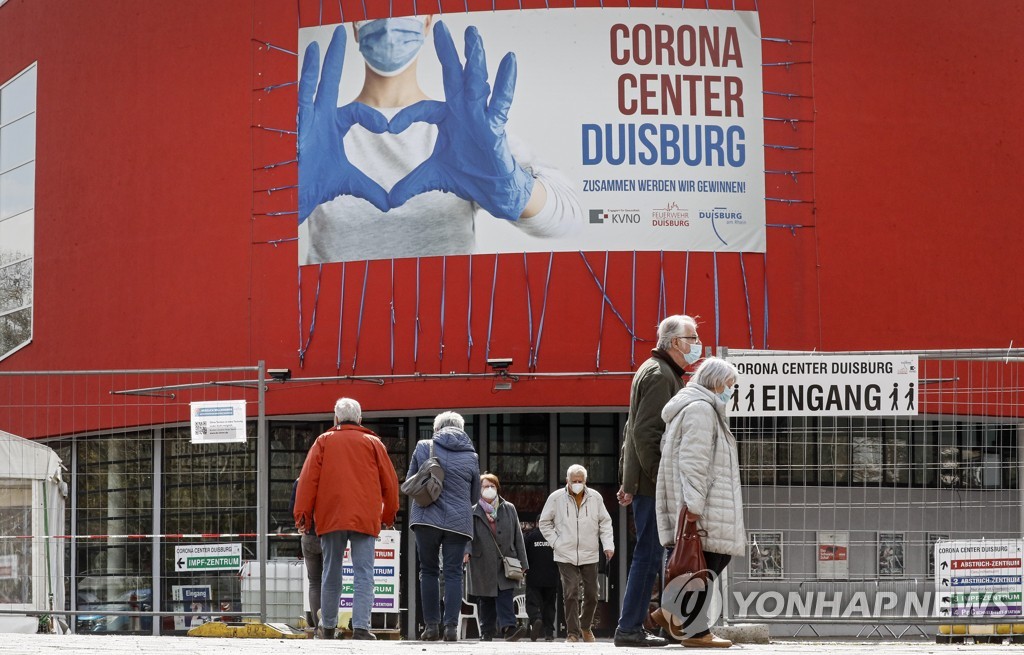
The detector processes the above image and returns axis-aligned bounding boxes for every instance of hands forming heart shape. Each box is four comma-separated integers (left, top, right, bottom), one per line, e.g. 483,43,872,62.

297,22,535,224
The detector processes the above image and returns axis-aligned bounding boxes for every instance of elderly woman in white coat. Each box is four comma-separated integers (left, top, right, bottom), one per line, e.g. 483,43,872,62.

655,356,743,648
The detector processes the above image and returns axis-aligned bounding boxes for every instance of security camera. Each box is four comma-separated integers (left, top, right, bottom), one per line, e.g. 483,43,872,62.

268,368,292,382
486,358,513,371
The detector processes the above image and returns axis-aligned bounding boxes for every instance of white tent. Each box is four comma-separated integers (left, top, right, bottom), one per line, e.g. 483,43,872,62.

0,430,66,633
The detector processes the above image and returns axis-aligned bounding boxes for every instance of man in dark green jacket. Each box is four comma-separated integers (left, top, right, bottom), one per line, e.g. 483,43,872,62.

614,315,702,647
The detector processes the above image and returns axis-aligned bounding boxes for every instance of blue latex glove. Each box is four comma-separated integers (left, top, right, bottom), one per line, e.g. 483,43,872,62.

388,21,535,221
298,26,390,223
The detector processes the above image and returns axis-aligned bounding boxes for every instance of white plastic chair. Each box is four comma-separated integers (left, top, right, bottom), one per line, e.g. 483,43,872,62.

458,597,481,640
513,593,528,622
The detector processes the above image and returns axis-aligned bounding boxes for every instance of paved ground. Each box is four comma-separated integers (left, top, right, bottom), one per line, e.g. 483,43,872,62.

1,635,1022,655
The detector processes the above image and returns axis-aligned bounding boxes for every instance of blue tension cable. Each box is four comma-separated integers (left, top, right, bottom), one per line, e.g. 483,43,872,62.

740,252,755,348
595,252,609,370
297,267,303,361
658,251,667,324
255,41,298,57
467,256,474,364
253,237,299,245
414,258,421,367
486,254,499,362
683,250,690,314
630,250,637,369
352,261,369,373
532,253,554,371
763,251,769,348
579,252,640,342
254,126,297,136
439,256,447,362
257,159,297,170
298,265,323,366
524,254,535,369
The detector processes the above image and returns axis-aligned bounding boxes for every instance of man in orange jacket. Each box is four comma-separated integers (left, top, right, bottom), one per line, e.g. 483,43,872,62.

294,397,399,640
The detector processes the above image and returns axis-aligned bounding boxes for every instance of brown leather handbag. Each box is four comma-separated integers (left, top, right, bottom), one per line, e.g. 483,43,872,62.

665,507,707,583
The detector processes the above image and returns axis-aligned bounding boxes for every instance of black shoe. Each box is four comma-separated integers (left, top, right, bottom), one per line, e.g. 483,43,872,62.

443,625,458,641
530,619,543,642
503,625,527,642
420,624,441,641
482,633,494,641
614,628,669,647
315,626,335,640
351,628,376,640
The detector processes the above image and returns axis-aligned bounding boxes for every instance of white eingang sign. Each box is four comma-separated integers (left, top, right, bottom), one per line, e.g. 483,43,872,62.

728,354,919,417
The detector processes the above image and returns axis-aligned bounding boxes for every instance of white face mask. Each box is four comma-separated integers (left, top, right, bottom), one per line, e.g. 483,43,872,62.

482,487,497,501
677,339,702,365
570,482,585,494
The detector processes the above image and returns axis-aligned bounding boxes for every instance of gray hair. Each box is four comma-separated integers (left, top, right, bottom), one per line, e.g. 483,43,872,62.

566,464,588,481
334,397,362,424
692,357,739,392
656,314,698,350
433,411,465,432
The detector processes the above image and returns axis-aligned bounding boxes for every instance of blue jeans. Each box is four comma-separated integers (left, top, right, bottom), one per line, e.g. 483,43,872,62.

414,526,470,628
320,530,375,630
477,587,516,635
617,495,664,633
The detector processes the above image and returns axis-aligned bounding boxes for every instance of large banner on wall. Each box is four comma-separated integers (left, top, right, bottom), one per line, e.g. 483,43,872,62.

297,8,764,264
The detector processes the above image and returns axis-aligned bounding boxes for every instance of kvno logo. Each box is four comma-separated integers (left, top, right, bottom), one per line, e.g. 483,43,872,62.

589,209,640,224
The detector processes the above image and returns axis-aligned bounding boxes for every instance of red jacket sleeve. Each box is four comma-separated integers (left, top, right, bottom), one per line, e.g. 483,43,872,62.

294,437,324,531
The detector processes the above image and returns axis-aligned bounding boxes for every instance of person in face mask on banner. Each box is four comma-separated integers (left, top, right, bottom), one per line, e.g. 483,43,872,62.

539,464,614,643
297,17,584,264
614,314,702,648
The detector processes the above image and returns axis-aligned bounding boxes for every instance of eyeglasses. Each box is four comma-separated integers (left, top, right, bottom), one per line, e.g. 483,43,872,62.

678,335,700,342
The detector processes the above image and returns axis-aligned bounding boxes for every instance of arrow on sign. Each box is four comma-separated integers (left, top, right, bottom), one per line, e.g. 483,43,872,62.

942,596,950,603
177,558,184,569
941,561,948,569
940,608,949,614
942,579,949,586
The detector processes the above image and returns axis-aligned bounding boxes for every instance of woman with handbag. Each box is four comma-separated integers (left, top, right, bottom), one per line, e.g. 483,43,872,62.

655,357,744,648
465,473,529,641
407,412,481,642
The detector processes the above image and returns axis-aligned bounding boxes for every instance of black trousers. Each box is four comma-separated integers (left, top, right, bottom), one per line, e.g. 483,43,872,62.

525,585,558,639
688,551,731,638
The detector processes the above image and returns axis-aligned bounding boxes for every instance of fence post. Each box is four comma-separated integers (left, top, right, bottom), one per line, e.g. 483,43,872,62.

257,361,268,623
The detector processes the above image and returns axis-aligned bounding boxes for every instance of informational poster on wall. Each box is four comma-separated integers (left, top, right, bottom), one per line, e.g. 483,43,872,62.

727,354,919,417
748,532,783,578
817,531,849,580
190,400,247,444
934,539,1023,618
172,584,212,630
877,532,906,577
320,529,400,613
296,8,765,264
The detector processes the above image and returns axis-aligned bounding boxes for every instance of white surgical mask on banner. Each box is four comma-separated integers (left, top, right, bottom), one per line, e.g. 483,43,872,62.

355,17,427,77
570,482,585,494
482,487,498,501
